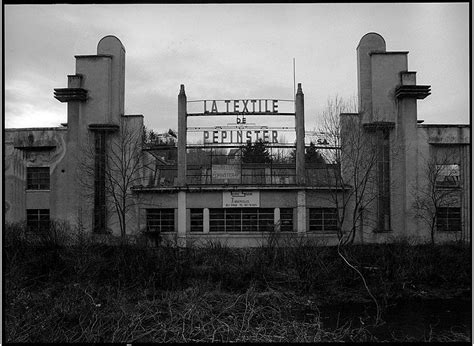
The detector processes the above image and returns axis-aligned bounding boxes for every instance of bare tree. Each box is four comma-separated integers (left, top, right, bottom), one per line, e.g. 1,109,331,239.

318,96,382,246
412,151,461,244
318,96,401,325
78,118,148,241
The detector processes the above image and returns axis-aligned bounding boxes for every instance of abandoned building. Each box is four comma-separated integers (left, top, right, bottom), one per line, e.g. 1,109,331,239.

4,33,470,246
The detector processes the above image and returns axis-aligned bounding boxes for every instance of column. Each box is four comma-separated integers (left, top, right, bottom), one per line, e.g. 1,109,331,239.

177,191,187,247
274,207,280,232
296,190,306,233
395,72,430,235
203,208,210,233
177,84,187,186
295,83,305,185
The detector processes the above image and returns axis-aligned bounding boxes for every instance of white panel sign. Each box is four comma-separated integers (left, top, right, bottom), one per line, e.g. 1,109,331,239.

212,165,241,180
223,191,260,208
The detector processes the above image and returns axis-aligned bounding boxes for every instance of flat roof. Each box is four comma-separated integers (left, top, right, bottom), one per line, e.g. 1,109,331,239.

133,185,351,192
418,124,470,128
5,127,67,132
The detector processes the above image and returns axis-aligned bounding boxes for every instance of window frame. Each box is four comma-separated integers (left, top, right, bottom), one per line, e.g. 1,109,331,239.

280,208,294,232
26,209,50,233
209,208,274,232
146,208,175,233
436,207,461,232
26,166,50,190
190,208,204,232
435,164,460,188
308,208,339,232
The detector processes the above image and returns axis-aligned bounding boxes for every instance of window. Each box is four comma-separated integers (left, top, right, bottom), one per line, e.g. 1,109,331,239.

209,208,274,232
26,209,50,232
309,208,338,232
377,129,391,231
209,209,223,232
146,209,175,232
93,132,107,233
436,164,460,187
436,207,461,232
280,208,294,232
190,209,203,232
26,167,50,190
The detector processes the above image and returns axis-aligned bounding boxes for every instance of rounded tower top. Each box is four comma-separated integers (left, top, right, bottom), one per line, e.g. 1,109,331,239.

97,35,126,54
357,32,386,52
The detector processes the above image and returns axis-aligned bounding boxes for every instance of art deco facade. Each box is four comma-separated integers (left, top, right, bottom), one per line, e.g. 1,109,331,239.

4,33,470,246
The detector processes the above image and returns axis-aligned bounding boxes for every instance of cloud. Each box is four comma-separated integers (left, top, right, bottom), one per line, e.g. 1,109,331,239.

4,3,470,132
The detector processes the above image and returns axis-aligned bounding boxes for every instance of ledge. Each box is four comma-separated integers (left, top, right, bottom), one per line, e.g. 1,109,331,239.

369,51,409,55
363,121,396,131
54,88,88,102
418,124,470,128
122,114,144,118
74,54,113,59
132,185,351,193
395,85,431,99
6,127,66,132
14,145,56,151
88,124,120,132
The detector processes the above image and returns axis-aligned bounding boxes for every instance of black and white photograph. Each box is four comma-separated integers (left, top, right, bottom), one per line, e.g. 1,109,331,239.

4,3,471,343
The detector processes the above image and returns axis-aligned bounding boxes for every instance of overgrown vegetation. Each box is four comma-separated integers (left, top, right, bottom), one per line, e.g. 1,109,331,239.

4,222,470,342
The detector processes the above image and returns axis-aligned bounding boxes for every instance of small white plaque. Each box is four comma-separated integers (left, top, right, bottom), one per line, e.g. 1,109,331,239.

223,191,260,208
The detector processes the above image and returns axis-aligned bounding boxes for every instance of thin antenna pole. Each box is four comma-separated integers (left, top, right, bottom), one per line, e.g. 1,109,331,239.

293,58,296,103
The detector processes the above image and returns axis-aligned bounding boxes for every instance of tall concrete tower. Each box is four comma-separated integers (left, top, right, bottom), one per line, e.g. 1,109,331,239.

356,32,430,237
54,36,127,233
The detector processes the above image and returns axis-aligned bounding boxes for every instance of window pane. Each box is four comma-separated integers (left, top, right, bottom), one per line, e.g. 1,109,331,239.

309,208,338,232
436,207,461,232
27,167,50,190
26,209,50,232
280,207,294,232
190,208,203,232
146,209,175,232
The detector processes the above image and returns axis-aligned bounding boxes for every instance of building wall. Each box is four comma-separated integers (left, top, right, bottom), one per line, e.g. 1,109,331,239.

4,33,470,246
5,128,68,224
133,188,343,247
353,32,470,245
371,53,408,122
415,125,470,242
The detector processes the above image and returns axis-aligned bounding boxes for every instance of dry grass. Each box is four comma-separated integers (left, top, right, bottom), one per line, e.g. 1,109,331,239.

4,222,470,343
6,283,384,343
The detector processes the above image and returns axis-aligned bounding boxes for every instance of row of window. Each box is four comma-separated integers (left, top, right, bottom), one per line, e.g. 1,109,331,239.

146,207,332,233
146,207,297,233
23,164,461,191
24,207,463,233
145,207,463,233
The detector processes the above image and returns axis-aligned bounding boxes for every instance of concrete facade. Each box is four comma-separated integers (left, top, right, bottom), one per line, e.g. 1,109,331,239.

4,33,470,246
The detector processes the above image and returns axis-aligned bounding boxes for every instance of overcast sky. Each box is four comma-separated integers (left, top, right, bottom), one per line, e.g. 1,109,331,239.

4,3,470,133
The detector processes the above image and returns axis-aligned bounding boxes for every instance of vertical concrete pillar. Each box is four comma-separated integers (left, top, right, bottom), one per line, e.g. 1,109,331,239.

97,35,126,124
397,72,425,237
177,191,187,247
296,190,306,233
178,84,187,186
64,75,82,224
295,83,305,185
274,207,280,231
461,145,470,243
203,208,210,233
356,33,386,123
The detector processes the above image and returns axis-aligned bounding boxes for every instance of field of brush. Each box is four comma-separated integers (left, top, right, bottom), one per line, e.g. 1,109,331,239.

4,222,471,342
